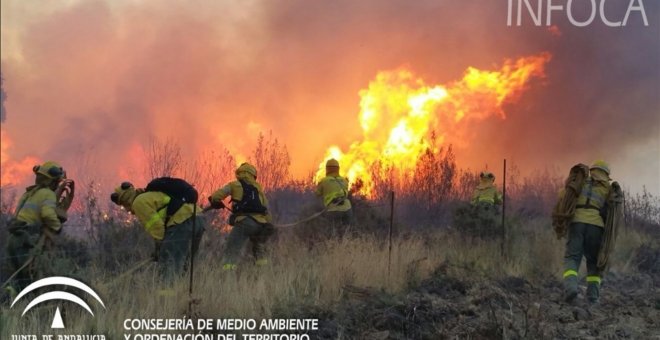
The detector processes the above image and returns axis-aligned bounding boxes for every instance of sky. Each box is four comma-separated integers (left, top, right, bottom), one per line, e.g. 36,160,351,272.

1,0,658,195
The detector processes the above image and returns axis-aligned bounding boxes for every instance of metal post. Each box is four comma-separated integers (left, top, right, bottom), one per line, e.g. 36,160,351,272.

623,190,628,231
501,159,507,259
188,202,197,315
388,191,395,281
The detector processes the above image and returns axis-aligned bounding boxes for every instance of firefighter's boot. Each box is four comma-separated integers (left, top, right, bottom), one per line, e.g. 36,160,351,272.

586,279,600,304
563,273,578,303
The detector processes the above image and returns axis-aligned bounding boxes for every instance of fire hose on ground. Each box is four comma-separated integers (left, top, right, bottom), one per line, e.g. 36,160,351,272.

0,235,47,290
99,204,330,287
202,203,329,228
3,202,330,292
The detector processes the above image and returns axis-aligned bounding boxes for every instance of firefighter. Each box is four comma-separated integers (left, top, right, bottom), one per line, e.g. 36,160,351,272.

315,158,353,236
4,161,67,295
562,160,612,303
467,171,502,236
111,179,204,280
209,163,274,270
471,171,503,207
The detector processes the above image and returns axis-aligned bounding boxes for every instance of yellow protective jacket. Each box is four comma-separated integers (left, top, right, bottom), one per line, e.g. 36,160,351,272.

131,191,199,240
210,175,271,224
15,185,61,232
316,174,352,212
471,180,502,206
571,177,611,227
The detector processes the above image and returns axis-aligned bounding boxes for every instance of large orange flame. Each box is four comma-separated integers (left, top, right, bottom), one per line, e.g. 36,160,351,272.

1,128,40,187
316,53,551,196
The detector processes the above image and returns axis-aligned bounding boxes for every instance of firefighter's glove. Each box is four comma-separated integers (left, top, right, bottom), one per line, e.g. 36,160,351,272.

599,205,609,223
55,207,68,223
55,179,75,211
43,226,62,237
262,223,276,237
208,196,225,210
553,225,566,240
330,197,346,205
41,228,60,247
152,241,162,262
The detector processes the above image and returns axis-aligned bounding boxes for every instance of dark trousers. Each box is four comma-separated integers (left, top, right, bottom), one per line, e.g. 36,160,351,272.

564,222,603,277
159,216,205,280
563,222,603,300
223,217,272,266
325,209,352,228
6,230,38,291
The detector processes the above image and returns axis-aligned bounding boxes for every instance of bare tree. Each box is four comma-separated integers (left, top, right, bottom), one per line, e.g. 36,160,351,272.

146,137,182,179
454,169,480,202
179,148,236,199
250,131,291,190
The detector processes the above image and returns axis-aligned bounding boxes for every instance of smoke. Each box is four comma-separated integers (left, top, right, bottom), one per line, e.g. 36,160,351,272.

0,0,658,193
464,1,660,193
0,72,6,123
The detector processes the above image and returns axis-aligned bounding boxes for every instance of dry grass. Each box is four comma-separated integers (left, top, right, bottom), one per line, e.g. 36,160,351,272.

0,219,652,337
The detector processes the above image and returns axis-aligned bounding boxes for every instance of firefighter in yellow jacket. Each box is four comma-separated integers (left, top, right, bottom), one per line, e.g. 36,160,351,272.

562,160,612,303
471,171,502,207
209,163,274,270
5,161,66,293
467,171,502,235
111,180,204,279
316,158,353,228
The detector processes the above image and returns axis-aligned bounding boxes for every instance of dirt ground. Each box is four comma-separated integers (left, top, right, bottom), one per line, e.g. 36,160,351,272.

286,247,660,340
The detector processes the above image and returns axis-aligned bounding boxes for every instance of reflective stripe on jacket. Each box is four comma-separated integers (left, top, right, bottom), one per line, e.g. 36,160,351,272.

572,178,610,227
131,191,198,240
210,176,271,224
471,184,502,206
16,186,61,232
316,175,352,212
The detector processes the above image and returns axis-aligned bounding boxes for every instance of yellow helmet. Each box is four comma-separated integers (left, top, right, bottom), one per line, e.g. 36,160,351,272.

590,160,610,176
480,171,495,180
326,158,340,168
33,161,65,179
236,162,257,178
110,181,138,207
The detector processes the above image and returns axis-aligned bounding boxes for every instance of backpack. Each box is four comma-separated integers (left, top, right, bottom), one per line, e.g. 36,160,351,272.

231,179,267,214
145,177,199,222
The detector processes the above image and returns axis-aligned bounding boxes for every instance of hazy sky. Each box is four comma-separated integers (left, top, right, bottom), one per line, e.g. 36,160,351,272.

1,0,658,195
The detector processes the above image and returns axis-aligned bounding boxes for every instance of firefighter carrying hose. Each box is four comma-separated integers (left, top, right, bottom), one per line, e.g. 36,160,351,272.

560,160,613,304
4,161,71,296
315,158,353,236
